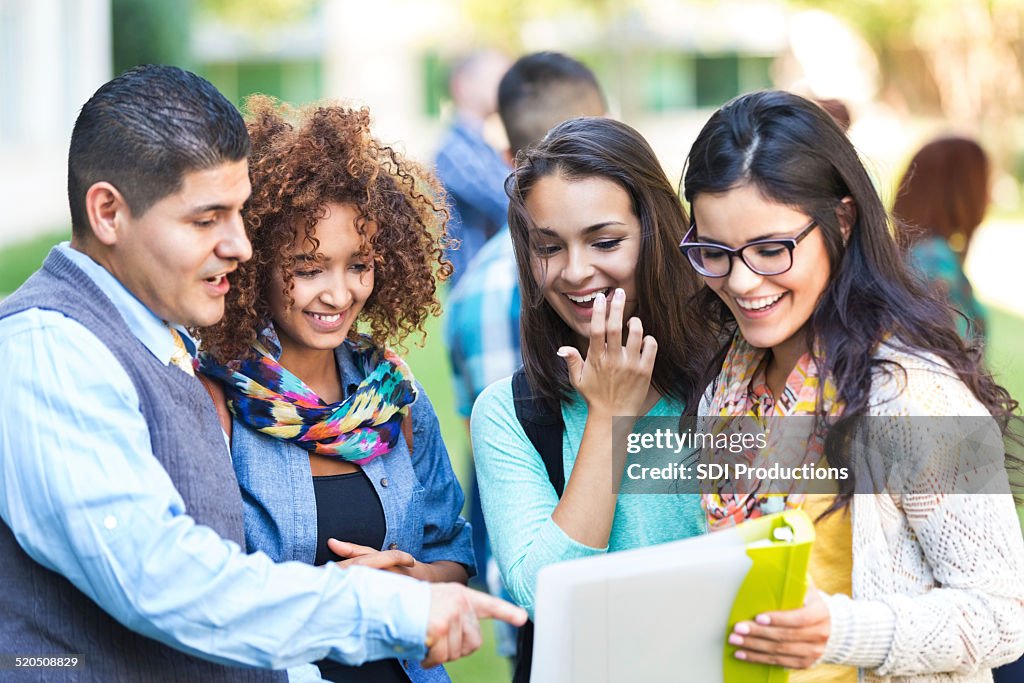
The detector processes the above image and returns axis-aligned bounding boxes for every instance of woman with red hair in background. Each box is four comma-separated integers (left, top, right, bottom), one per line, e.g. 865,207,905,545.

893,136,989,342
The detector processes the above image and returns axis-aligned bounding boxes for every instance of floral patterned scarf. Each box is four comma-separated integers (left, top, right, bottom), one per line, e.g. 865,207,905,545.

701,334,842,530
199,328,417,465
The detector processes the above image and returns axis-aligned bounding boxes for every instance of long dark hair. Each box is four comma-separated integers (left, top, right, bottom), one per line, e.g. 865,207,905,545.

507,116,714,412
682,90,1017,511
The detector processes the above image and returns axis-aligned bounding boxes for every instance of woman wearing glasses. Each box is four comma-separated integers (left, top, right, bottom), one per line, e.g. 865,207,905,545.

679,90,1024,681
470,117,714,676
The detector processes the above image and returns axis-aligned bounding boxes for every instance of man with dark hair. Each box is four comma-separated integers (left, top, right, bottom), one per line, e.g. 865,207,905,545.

434,49,511,284
0,64,524,682
66,65,253,241
443,50,606,664
496,51,606,157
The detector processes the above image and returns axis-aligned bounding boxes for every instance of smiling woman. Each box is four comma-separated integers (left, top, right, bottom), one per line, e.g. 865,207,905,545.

470,116,717,680
265,202,375,386
524,173,641,347
682,90,1024,682
685,184,835,386
196,96,475,683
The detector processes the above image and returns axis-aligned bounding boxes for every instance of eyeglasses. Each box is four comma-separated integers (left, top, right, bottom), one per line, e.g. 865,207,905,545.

678,219,818,277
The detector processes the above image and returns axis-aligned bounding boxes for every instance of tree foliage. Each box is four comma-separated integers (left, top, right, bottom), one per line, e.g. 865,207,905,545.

460,0,628,51
797,0,1024,165
195,0,318,28
112,0,192,74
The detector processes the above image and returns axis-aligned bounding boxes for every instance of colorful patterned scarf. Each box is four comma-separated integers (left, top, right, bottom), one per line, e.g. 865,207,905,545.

199,329,417,465
701,334,843,530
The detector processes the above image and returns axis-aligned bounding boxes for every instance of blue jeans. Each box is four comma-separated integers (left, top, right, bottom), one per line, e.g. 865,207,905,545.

993,654,1024,682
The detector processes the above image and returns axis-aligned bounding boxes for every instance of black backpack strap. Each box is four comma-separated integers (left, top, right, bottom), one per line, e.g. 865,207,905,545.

510,367,565,683
513,625,536,683
511,367,565,496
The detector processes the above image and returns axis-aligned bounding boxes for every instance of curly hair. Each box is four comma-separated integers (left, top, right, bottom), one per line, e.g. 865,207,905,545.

198,95,452,363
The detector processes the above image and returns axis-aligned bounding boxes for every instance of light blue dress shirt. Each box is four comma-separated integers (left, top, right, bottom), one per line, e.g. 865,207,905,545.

0,243,430,670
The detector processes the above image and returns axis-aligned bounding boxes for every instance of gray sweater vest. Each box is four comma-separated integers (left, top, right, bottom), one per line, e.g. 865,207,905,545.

0,249,285,682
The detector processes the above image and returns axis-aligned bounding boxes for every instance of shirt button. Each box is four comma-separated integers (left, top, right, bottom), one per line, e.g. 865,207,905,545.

380,477,389,487
388,542,399,550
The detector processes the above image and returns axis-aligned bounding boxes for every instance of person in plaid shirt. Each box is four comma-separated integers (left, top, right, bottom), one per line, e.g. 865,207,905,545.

444,50,606,660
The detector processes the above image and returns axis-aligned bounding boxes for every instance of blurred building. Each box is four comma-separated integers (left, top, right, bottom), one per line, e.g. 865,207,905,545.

189,0,813,179
0,0,111,246
191,0,460,161
0,0,898,245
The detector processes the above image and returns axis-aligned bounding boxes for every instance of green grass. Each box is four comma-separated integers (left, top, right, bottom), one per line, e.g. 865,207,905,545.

443,621,512,682
984,306,1024,528
403,298,509,682
403,311,471,487
985,305,1024,402
0,229,68,294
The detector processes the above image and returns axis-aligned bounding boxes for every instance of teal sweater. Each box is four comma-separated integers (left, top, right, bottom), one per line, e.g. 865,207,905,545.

471,377,707,617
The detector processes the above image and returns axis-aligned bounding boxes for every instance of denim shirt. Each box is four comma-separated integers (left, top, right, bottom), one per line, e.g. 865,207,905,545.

230,340,475,682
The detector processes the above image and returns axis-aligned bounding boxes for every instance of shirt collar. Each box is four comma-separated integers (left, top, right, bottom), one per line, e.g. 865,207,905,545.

58,243,188,365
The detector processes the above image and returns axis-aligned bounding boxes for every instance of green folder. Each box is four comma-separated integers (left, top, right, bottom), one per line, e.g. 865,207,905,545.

723,509,816,683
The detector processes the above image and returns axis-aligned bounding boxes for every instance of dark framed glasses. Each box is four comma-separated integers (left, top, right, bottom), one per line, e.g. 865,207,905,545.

678,219,818,277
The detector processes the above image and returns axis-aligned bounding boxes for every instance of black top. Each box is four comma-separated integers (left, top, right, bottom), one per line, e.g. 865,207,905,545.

312,470,387,565
311,470,407,683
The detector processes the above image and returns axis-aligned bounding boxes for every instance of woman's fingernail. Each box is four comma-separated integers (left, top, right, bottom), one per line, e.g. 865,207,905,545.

755,614,771,625
735,651,747,660
734,622,750,634
556,349,569,358
728,634,743,646
615,287,625,300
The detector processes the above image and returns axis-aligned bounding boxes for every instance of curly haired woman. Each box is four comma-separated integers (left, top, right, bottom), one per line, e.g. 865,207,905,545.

198,96,474,683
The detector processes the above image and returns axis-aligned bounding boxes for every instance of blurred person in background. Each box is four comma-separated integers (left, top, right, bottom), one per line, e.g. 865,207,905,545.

893,136,989,342
434,50,512,284
814,98,851,133
198,97,480,683
443,50,608,667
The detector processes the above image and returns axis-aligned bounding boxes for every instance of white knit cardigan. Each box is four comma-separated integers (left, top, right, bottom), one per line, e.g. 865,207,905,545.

705,344,1024,681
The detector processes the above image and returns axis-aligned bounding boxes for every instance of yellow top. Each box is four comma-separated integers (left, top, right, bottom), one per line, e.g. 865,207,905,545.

790,494,856,683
